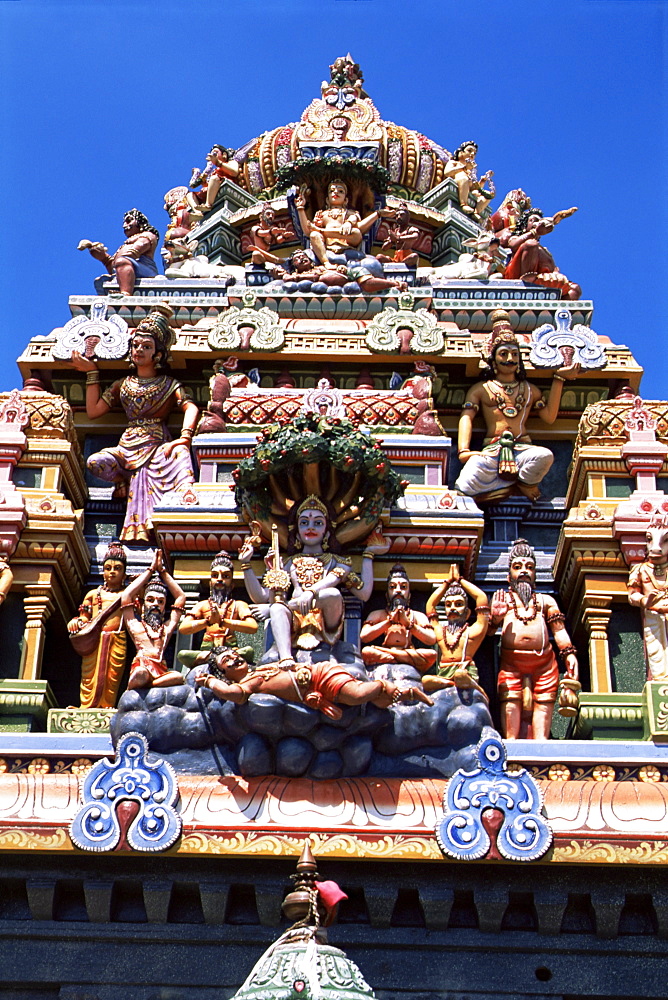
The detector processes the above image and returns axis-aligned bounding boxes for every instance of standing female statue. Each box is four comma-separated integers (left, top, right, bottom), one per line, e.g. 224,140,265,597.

70,305,198,542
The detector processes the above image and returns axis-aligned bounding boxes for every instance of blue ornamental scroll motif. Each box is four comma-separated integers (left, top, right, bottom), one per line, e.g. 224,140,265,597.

435,727,552,862
529,308,606,370
70,732,182,853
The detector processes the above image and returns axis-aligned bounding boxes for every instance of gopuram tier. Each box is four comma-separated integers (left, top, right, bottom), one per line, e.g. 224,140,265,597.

0,56,665,1000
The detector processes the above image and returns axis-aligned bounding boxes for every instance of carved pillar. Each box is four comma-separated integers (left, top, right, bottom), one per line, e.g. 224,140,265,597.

20,585,55,680
581,595,613,693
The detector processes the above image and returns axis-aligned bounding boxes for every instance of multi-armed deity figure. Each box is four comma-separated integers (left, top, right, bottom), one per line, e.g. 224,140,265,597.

294,179,394,266
238,496,380,668
70,305,198,542
360,563,436,673
78,209,159,297
489,538,578,740
121,550,186,692
214,497,431,718
178,551,258,670
627,514,668,680
442,141,495,218
455,310,579,501
67,541,127,709
424,564,490,696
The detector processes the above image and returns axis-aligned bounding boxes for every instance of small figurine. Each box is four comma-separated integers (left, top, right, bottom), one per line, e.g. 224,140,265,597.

122,550,186,691
488,539,578,740
188,145,240,214
360,563,437,672
69,305,198,542
67,541,127,709
248,205,293,265
455,310,579,501
78,209,159,297
442,141,495,218
501,207,581,300
294,179,394,265
376,202,420,267
197,646,431,720
424,564,490,696
163,186,196,241
627,514,668,680
178,551,258,670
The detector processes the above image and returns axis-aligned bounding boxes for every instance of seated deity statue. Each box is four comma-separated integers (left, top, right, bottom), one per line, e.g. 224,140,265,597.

187,145,240,214
423,565,489,697
360,563,436,672
232,497,432,718
628,514,668,681
375,202,420,267
442,141,495,218
455,310,579,502
294,179,395,266
178,551,257,670
70,306,198,542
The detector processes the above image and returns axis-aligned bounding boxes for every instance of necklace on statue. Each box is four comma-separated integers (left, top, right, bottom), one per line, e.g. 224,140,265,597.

490,379,526,419
509,591,540,623
141,620,165,643
443,623,467,653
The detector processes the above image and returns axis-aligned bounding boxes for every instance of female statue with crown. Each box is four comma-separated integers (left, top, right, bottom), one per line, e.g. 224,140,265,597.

70,305,198,542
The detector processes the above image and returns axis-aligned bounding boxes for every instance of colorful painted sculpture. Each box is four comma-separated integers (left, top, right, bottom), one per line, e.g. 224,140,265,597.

248,205,292,265
501,206,581,300
426,233,505,281
67,541,127,709
376,202,420,266
188,145,240,213
627,514,668,680
489,539,578,740
455,310,579,501
161,237,243,282
442,141,495,217
178,551,257,670
77,209,159,297
238,496,382,668
360,563,436,672
424,564,490,696
294,179,393,265
70,306,197,542
122,549,186,691
272,248,407,294
197,641,431,720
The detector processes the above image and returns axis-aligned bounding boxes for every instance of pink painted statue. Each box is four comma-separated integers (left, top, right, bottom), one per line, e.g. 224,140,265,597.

628,514,668,680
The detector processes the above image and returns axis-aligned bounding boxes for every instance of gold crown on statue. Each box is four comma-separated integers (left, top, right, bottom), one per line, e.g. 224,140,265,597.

296,495,329,518
481,309,520,359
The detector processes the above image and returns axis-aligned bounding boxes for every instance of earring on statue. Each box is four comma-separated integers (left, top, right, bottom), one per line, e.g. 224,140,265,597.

294,537,303,551
322,534,330,552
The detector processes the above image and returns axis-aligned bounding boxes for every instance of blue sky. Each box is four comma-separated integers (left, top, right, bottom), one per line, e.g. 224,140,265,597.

0,0,665,395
